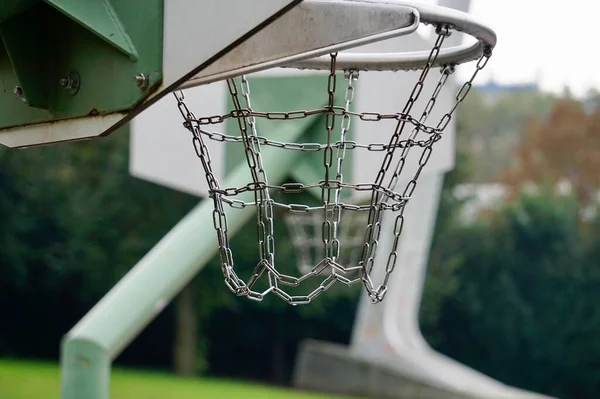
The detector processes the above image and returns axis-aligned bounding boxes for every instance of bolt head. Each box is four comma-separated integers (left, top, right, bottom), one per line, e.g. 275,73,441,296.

134,74,149,89
59,77,71,88
59,72,80,95
13,86,23,96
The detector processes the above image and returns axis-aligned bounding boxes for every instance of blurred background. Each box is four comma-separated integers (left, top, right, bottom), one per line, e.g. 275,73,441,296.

1,1,600,398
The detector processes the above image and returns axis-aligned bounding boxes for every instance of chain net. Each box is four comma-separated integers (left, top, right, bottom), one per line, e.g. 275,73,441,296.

174,26,491,304
285,209,368,275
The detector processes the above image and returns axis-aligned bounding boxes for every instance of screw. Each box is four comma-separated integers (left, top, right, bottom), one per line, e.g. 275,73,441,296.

134,73,149,89
442,65,456,75
344,70,359,81
13,86,24,97
59,72,80,95
60,76,73,89
435,24,453,37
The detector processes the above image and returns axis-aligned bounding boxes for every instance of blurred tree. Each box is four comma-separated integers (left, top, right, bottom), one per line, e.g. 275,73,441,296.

420,149,473,345
0,129,208,370
173,284,198,376
434,189,600,399
501,100,600,205
457,89,555,182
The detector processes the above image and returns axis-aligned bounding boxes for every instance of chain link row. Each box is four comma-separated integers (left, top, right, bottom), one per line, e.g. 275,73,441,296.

194,127,440,151
212,180,409,206
188,108,441,135
221,197,405,213
173,24,491,305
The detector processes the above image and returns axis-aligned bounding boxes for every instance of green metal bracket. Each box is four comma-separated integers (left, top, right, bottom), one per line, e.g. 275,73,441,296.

46,0,139,60
0,0,162,130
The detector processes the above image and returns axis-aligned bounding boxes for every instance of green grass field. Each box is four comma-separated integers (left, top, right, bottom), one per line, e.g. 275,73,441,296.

0,359,353,399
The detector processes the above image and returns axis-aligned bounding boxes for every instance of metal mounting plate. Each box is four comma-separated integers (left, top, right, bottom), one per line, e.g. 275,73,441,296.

0,0,163,134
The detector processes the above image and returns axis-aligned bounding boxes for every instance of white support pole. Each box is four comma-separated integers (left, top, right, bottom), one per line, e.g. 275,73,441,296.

346,3,553,396
349,174,444,363
349,0,474,369
348,174,553,398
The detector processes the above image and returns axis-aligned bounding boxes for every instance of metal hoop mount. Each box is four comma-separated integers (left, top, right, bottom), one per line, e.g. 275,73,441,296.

183,0,497,89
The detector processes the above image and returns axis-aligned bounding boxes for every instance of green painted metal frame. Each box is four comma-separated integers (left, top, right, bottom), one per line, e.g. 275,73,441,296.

0,0,163,131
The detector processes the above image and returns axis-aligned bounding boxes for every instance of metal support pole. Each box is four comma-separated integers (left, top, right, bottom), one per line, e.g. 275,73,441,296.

349,174,444,364
60,123,308,399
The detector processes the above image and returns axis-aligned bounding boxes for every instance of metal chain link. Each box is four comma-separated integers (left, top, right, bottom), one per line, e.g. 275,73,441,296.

194,108,440,135
331,70,357,264
174,91,249,296
321,54,338,264
240,76,276,272
360,27,450,302
364,64,456,302
173,24,491,305
194,127,438,151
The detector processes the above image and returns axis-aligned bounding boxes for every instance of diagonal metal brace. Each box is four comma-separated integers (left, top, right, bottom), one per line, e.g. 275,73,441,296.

45,0,138,60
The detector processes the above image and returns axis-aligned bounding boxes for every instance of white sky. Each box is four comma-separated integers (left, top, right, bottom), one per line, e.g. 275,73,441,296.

423,0,597,97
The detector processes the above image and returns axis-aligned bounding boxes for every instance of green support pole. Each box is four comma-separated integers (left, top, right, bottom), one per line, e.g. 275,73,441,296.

60,120,315,399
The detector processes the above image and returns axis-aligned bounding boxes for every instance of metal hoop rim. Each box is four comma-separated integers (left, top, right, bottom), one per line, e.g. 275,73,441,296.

284,0,497,71
181,0,497,90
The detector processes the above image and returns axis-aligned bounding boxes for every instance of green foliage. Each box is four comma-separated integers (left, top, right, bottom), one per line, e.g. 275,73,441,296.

457,89,556,181
420,150,473,345
433,188,600,399
0,131,199,363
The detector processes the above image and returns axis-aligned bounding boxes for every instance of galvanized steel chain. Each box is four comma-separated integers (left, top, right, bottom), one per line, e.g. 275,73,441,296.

363,65,456,303
173,23,492,305
195,108,440,135
322,54,338,263
174,91,248,296
193,127,437,151
360,26,450,302
330,69,357,264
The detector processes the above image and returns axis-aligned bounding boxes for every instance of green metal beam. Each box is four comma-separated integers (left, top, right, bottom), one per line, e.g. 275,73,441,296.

60,340,109,399
60,120,313,399
45,0,139,60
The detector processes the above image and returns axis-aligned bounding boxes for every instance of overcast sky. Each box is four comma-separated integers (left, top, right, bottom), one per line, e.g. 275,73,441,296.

424,0,597,97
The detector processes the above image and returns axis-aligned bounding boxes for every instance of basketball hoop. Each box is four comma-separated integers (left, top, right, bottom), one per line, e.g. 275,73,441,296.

173,0,495,304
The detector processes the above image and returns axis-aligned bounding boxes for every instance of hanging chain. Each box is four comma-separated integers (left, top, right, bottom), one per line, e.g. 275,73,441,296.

174,90,248,296
173,23,492,305
364,45,492,303
360,26,450,302
239,76,276,271
190,126,437,151
331,70,357,264
321,54,338,263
